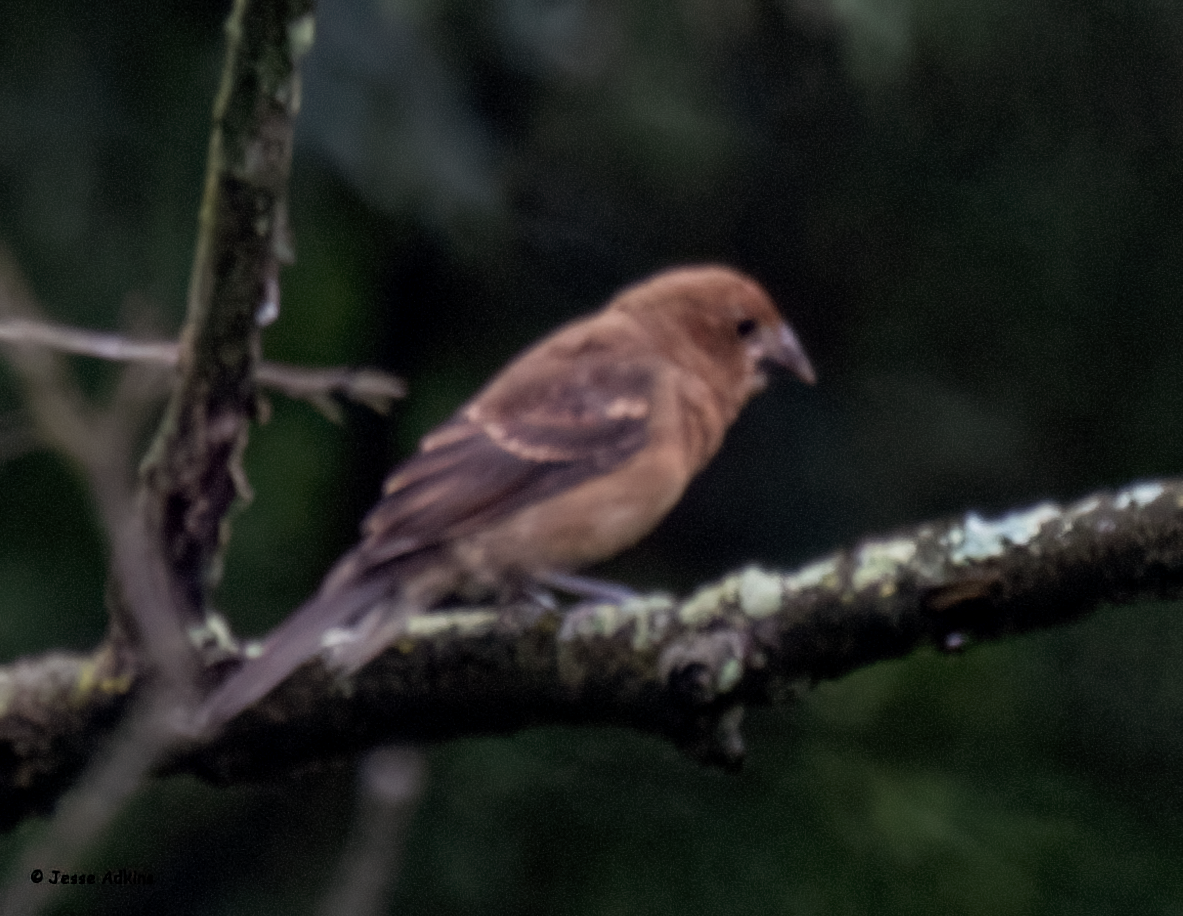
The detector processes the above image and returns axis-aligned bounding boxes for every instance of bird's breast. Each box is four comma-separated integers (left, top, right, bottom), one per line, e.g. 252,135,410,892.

450,426,690,585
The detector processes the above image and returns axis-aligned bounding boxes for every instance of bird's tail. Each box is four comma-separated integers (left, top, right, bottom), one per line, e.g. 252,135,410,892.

194,567,407,732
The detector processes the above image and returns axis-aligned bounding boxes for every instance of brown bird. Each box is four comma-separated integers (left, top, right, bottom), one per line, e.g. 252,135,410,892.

197,265,815,729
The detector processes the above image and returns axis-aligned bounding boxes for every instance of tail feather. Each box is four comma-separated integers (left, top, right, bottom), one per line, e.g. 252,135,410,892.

195,574,394,731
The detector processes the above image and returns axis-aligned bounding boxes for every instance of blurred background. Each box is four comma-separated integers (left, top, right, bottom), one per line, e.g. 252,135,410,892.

2,0,1183,912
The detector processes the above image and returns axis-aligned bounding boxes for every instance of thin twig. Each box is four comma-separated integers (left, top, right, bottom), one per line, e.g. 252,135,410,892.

0,317,406,415
0,317,176,364
317,747,427,916
0,691,185,916
257,362,406,416
0,252,197,916
0,253,198,714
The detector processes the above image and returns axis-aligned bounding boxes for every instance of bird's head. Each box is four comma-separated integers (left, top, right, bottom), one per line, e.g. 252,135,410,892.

610,265,815,402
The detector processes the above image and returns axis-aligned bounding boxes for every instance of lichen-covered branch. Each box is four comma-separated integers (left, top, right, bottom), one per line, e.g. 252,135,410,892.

137,0,315,630
173,477,1183,779
3,477,1181,822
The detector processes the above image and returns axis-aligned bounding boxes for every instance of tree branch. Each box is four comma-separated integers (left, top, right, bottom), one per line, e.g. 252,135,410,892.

0,317,406,418
136,0,315,634
0,0,319,845
3,477,1180,824
182,478,1183,777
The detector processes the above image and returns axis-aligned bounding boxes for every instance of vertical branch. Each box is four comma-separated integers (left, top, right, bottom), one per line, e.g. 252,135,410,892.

316,748,427,916
0,0,319,833
138,0,316,633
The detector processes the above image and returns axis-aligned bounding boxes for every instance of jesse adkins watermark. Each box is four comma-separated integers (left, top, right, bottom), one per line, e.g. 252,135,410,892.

30,868,154,886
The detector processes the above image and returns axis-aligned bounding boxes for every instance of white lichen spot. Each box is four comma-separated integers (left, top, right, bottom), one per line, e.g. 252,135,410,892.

255,279,280,326
1114,481,1164,510
405,610,498,638
716,657,743,694
680,582,734,626
619,595,674,616
559,602,628,640
852,539,916,591
1064,496,1101,522
948,503,1058,564
1056,496,1100,534
617,595,674,649
192,613,238,653
737,566,783,619
287,13,316,60
785,557,839,591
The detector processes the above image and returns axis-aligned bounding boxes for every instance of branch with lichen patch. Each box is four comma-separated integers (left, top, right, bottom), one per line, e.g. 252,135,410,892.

3,459,1181,823
162,477,1183,780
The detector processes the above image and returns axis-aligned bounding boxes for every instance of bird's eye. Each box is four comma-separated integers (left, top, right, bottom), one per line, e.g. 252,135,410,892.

736,318,758,338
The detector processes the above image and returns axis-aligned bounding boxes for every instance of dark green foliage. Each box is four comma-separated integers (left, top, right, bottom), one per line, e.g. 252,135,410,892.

2,0,1182,912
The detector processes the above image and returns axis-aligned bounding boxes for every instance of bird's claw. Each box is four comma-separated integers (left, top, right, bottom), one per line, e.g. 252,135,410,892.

537,571,640,605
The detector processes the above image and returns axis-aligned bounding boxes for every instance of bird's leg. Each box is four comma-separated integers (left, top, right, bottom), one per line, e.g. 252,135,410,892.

536,571,641,604
522,584,559,610
322,599,412,675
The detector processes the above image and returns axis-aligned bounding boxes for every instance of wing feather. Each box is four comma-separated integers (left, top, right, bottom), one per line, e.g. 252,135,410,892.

345,356,656,579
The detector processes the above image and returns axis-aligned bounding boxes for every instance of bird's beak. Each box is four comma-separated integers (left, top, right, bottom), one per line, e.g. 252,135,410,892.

762,323,817,385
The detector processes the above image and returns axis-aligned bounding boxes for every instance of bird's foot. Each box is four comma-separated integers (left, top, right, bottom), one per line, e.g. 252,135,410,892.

522,584,559,611
536,571,640,605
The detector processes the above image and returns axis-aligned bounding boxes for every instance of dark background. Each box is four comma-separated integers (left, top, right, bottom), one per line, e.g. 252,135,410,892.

2,0,1183,912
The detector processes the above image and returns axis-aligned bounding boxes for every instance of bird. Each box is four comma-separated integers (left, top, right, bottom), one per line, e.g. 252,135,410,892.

196,265,815,729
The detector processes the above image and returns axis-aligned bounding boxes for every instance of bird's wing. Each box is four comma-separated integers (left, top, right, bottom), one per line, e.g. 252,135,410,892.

338,352,657,579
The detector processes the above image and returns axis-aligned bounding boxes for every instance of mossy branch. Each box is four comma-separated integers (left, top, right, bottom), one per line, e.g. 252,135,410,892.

4,478,1182,826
